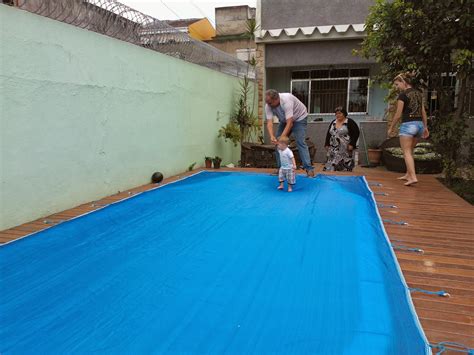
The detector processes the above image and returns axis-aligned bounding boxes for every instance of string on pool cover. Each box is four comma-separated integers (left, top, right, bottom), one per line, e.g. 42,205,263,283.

409,288,450,297
374,192,389,196
383,219,408,225
378,204,398,209
91,203,109,207
43,219,64,225
369,182,383,186
391,244,424,254
430,341,474,355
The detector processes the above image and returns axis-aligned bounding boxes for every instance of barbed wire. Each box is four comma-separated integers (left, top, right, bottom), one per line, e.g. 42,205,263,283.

14,0,255,78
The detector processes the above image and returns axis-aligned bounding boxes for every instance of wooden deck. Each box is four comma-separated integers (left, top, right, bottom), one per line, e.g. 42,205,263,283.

1,166,473,352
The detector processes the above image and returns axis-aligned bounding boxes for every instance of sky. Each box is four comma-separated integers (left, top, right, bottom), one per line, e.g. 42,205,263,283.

119,0,257,26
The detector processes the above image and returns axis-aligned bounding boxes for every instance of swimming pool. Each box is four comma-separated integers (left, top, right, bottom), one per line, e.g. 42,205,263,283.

0,172,429,354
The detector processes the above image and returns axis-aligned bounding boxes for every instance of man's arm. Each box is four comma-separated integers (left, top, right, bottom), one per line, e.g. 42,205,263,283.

281,98,295,138
280,118,294,138
265,104,278,144
267,120,277,143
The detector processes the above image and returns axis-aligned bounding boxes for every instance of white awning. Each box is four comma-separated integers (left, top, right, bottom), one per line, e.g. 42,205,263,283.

256,24,366,43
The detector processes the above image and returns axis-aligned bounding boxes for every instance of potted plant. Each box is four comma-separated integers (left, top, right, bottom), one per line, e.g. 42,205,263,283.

212,156,222,169
367,142,383,165
204,156,213,169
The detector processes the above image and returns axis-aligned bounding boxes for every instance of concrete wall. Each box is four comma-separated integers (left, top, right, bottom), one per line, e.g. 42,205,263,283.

265,40,373,68
0,5,244,230
206,38,256,58
261,0,374,29
215,6,255,36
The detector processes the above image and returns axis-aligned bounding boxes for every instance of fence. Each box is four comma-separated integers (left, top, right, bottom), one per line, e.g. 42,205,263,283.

7,0,254,78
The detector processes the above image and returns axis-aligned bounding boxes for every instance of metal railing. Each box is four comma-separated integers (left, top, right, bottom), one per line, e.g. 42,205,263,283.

11,0,254,78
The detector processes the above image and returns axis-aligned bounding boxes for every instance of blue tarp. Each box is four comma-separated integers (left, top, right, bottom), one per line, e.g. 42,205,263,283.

0,172,429,354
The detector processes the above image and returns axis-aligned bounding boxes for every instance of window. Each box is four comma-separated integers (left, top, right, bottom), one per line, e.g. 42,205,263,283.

291,81,309,108
427,73,457,116
310,80,347,114
291,68,370,114
348,79,368,113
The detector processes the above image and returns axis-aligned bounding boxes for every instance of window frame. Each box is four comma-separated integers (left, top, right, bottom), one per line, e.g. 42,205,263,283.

290,69,370,115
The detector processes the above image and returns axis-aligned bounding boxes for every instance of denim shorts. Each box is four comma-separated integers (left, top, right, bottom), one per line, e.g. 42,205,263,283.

399,121,424,138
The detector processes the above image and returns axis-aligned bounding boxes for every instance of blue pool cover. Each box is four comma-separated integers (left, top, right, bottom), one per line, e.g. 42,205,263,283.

0,172,429,354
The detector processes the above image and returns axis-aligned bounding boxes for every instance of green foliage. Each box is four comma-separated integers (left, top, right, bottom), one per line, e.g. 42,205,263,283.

212,156,222,164
218,122,241,146
358,0,473,181
359,0,473,91
188,162,196,171
244,18,259,41
248,56,257,68
205,156,212,161
219,76,259,146
430,113,468,184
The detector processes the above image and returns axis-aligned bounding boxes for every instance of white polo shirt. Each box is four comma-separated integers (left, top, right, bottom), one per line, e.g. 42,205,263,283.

265,93,308,123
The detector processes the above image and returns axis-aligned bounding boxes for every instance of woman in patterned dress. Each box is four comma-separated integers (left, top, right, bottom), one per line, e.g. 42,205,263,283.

323,107,360,172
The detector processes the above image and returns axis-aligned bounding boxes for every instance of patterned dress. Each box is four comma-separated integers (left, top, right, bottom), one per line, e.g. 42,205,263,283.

324,120,355,171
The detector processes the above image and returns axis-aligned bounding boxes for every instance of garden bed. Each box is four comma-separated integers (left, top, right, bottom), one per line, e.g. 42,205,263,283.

381,139,443,174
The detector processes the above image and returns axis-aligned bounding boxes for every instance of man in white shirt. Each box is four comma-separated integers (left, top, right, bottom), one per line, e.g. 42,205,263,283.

265,89,315,177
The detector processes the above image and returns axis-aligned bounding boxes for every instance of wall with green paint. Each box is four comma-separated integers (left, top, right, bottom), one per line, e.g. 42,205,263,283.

0,5,245,230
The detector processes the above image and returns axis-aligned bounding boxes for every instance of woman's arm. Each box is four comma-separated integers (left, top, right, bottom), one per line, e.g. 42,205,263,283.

388,100,404,136
421,105,429,139
347,119,360,150
325,120,334,148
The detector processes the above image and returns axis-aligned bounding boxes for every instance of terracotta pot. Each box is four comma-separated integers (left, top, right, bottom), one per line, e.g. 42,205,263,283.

367,149,383,165
205,160,212,169
213,161,221,169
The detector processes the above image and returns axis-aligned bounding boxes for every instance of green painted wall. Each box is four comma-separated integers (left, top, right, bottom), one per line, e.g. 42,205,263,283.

0,5,245,230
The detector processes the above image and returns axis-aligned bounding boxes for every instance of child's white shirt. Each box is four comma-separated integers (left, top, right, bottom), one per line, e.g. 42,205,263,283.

278,147,294,169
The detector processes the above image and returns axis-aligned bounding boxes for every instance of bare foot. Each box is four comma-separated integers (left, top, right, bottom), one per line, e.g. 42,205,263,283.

397,175,408,180
288,187,293,192
277,185,284,190
404,179,418,186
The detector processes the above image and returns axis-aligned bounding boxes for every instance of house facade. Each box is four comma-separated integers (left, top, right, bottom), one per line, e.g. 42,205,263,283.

255,0,389,163
255,0,387,122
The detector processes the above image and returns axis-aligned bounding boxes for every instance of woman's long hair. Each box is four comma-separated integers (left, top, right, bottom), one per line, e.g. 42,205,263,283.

393,71,416,86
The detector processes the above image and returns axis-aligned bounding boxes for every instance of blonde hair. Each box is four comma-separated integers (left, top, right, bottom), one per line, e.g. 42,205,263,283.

278,136,289,145
393,71,416,86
